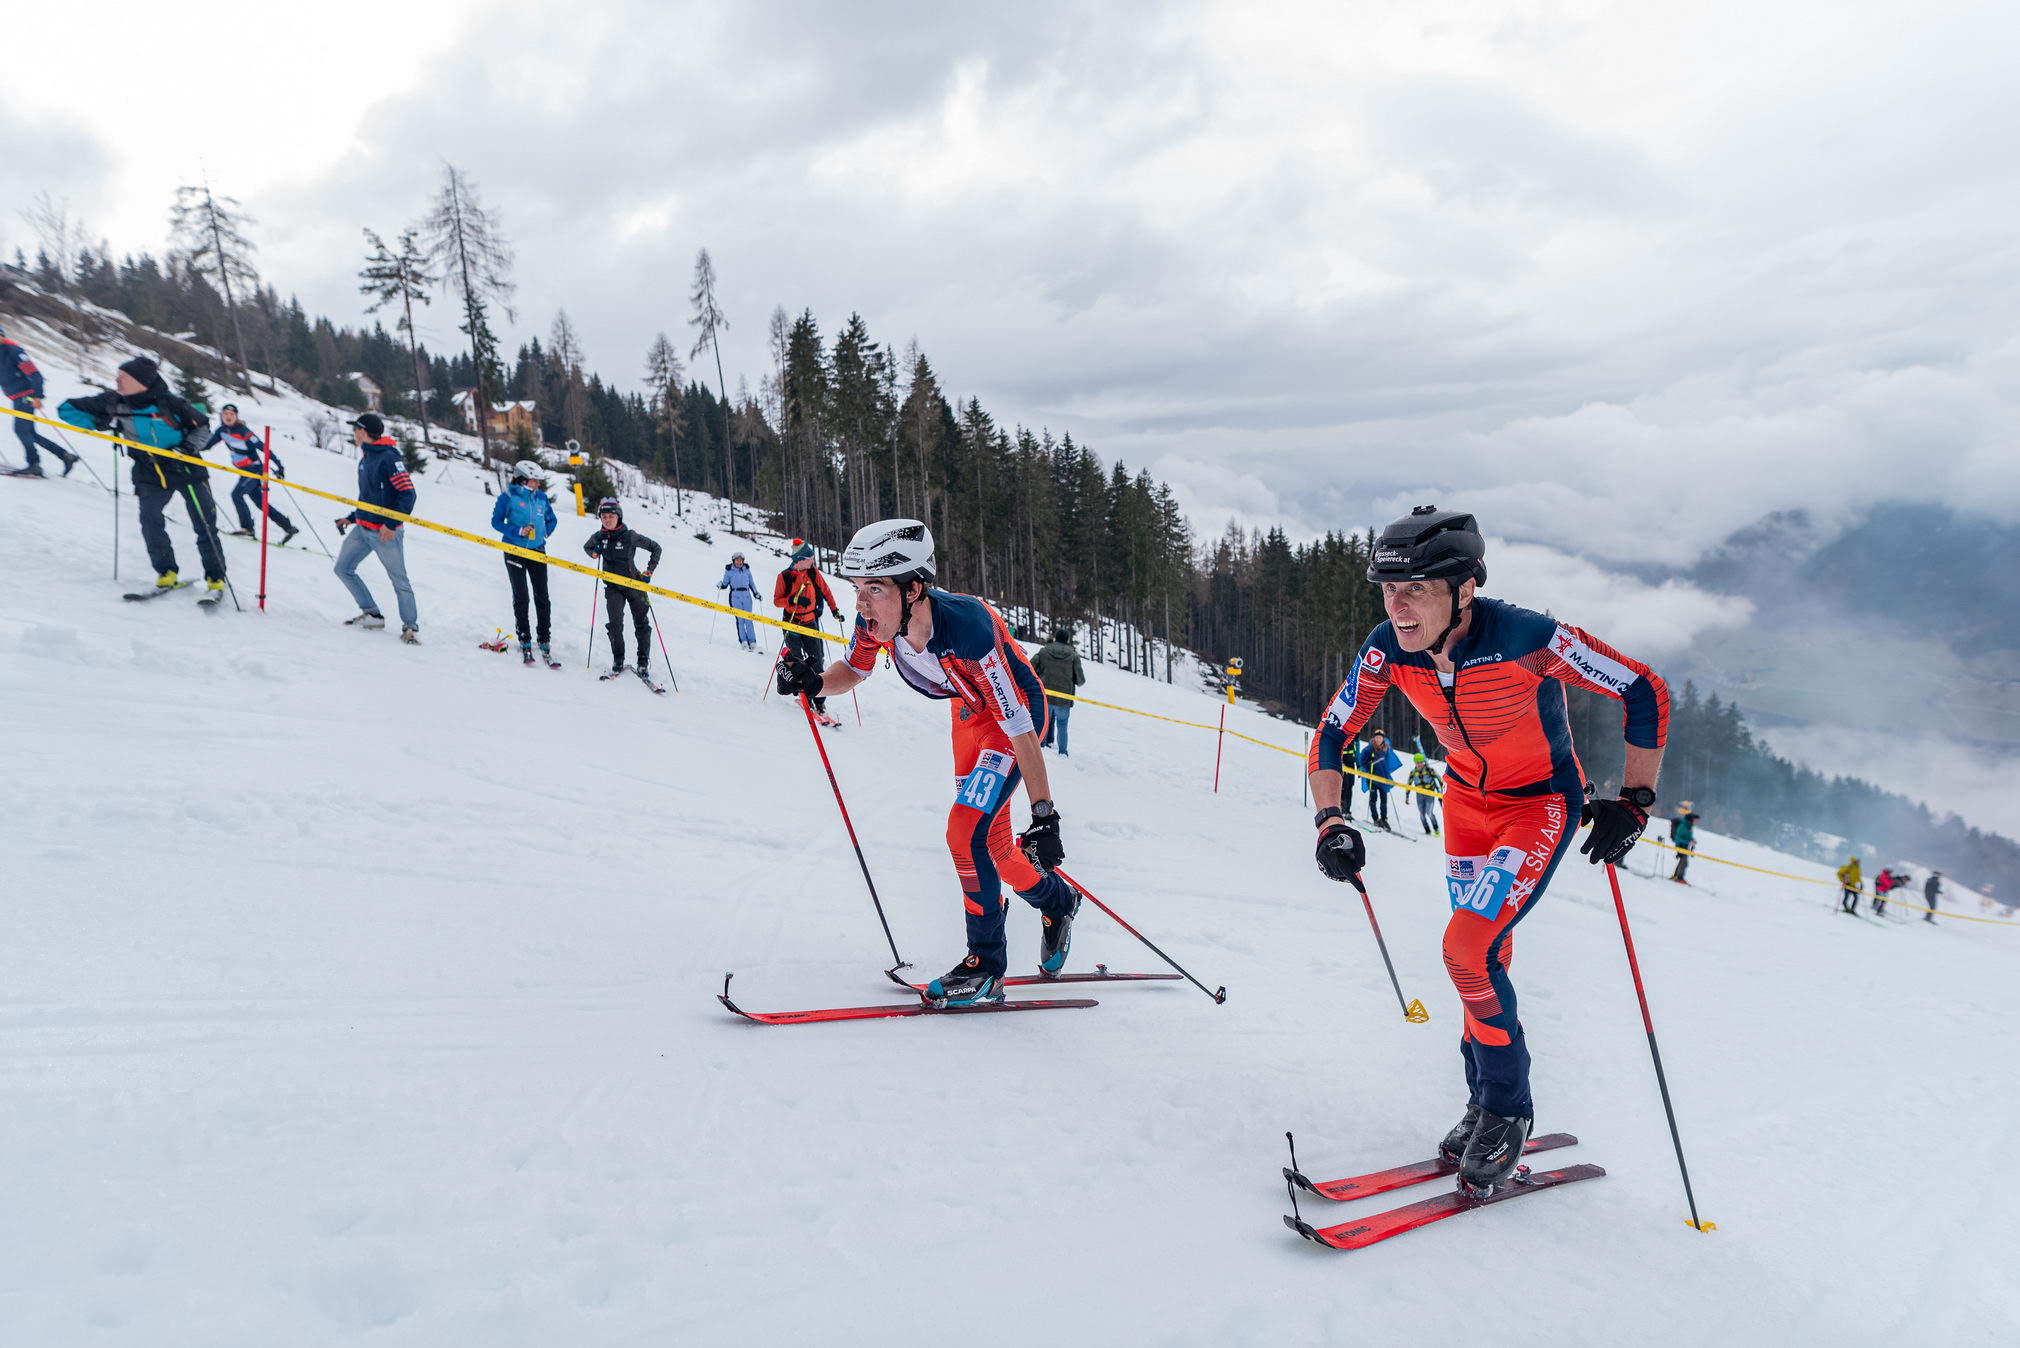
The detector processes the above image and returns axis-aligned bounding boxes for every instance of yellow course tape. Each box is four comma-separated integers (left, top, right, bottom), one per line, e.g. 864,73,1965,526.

23,403,2015,925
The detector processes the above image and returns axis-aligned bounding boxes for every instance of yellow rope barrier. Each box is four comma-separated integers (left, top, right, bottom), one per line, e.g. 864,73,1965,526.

20,402,2013,925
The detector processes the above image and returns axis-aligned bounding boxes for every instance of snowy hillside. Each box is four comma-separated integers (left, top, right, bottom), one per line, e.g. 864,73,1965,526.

1,336,2015,1347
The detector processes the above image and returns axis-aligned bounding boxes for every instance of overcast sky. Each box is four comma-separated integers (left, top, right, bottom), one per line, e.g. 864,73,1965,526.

10,0,2020,656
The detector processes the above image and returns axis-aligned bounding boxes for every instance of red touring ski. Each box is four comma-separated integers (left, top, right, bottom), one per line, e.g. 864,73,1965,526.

1285,1163,1607,1251
719,973,1097,1025
1284,1133,1579,1202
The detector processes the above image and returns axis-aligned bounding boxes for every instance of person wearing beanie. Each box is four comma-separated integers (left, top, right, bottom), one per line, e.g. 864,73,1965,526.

582,497,663,680
773,538,842,721
716,551,761,651
0,324,80,476
58,356,228,593
204,404,297,544
1669,805,1699,883
1407,751,1443,835
1030,627,1086,755
332,414,420,642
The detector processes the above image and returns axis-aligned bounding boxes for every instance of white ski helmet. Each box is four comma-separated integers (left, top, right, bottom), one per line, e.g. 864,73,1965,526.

511,459,543,484
840,519,935,582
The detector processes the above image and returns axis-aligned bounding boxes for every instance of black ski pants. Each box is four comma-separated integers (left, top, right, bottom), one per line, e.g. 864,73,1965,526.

605,583,651,672
1672,852,1690,882
1367,784,1391,828
781,623,828,714
1840,886,1859,914
11,398,66,468
230,474,294,533
137,478,227,583
507,554,552,646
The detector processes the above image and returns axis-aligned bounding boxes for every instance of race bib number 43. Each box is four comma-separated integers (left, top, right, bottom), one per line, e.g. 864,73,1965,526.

955,750,1014,813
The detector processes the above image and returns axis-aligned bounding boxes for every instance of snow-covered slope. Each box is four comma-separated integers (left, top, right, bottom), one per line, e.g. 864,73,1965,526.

1,344,2015,1347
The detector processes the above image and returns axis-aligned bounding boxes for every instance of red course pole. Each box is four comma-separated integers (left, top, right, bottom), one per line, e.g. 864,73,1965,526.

257,425,272,611
1605,862,1713,1232
1213,704,1227,793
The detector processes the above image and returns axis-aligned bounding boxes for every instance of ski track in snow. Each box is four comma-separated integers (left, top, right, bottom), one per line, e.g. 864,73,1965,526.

1,334,2015,1345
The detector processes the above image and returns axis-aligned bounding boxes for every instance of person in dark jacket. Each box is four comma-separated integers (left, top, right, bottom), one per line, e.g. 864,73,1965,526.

1669,806,1699,883
331,413,420,642
717,551,761,651
774,539,842,717
1030,629,1086,755
1358,730,1402,830
205,405,296,542
1923,871,1942,924
582,497,663,677
0,325,79,476
58,356,227,593
492,459,559,660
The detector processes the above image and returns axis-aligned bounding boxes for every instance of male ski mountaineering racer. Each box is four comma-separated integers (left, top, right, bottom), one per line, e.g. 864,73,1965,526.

1306,506,1669,1192
775,519,1082,1007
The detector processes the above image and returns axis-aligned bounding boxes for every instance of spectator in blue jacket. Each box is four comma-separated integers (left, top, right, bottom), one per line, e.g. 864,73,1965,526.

332,413,420,643
0,324,79,476
492,459,559,660
717,552,760,650
1357,730,1403,830
205,405,297,543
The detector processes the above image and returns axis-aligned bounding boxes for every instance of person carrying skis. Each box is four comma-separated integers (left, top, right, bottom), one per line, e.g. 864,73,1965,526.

332,414,421,643
717,551,761,651
1358,730,1402,830
1836,857,1863,915
1923,870,1942,924
583,497,662,682
0,325,80,476
492,460,559,663
1669,805,1699,884
774,519,1081,1006
1304,505,1669,1193
205,405,297,543
58,356,228,597
1407,752,1442,835
774,539,843,722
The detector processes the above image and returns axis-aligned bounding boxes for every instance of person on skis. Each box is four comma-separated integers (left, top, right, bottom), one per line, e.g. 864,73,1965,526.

58,356,227,597
1872,866,1896,916
583,497,662,682
774,519,1082,1006
1407,752,1442,835
1304,505,1669,1193
1837,857,1863,915
717,552,761,651
774,539,843,722
205,405,297,544
0,325,80,476
1669,805,1699,883
1923,870,1942,923
492,460,559,664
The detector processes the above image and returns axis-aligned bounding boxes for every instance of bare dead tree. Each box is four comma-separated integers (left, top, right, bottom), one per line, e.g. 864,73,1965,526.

169,181,261,392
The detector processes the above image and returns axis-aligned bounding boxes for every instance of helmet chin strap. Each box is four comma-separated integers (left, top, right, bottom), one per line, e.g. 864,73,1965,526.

894,578,923,642
1427,584,1467,656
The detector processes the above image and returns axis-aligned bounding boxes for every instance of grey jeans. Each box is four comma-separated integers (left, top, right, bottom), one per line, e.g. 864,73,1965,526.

334,524,419,630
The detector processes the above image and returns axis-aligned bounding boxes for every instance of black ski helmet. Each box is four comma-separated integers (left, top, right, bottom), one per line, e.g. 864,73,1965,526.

1366,506,1487,588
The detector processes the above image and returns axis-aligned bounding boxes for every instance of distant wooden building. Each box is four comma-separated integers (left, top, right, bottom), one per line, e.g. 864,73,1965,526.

451,390,540,443
346,372,384,412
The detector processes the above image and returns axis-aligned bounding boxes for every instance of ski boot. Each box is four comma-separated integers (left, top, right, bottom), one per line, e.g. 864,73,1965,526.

926,955,1005,1008
204,578,226,594
18,462,44,478
281,525,299,546
1457,1109,1532,1194
520,641,536,666
538,643,554,667
227,528,256,539
600,662,627,681
59,450,79,477
400,627,421,646
346,611,386,628
1038,893,1082,975
1439,1102,1483,1162
154,570,180,590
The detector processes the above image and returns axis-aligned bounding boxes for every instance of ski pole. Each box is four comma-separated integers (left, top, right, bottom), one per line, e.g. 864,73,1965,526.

1052,868,1226,1003
852,689,862,727
277,481,335,556
648,602,680,692
1347,877,1428,1022
797,689,907,971
257,426,272,612
1605,862,1714,1232
183,481,243,612
585,558,603,670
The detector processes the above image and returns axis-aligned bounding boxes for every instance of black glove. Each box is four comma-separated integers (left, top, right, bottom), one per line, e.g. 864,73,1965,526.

1019,805,1064,872
334,516,351,536
1580,797,1649,866
777,651,825,699
830,607,844,621
1314,821,1366,883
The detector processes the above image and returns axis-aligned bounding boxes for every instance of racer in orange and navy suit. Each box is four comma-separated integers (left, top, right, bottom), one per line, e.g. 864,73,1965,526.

776,519,1081,1008
1306,506,1669,1192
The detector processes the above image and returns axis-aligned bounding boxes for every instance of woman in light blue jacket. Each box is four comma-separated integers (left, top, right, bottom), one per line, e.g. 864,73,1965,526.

491,460,560,661
717,552,760,651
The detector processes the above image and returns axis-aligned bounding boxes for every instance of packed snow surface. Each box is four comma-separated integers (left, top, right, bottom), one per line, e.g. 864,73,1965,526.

1,360,2014,1346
